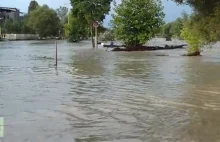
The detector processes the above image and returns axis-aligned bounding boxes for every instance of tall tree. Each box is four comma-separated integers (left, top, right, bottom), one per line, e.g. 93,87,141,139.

181,14,203,56
3,19,14,33
162,18,183,39
56,6,69,24
28,5,60,37
28,0,39,14
173,0,220,56
21,15,35,34
3,19,23,34
112,0,165,48
56,6,69,38
64,15,87,42
70,0,113,47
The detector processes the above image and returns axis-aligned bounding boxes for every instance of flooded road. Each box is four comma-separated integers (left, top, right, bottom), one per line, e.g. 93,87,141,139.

0,40,220,142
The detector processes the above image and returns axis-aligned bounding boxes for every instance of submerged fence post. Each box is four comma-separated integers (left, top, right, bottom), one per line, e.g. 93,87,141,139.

55,40,58,69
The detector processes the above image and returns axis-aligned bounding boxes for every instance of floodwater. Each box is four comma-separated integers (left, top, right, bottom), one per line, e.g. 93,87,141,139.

0,40,220,142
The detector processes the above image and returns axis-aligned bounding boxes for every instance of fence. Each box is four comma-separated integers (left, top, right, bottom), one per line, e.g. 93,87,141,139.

5,34,39,40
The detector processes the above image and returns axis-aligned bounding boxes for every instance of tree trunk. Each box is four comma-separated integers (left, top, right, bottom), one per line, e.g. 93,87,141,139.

186,51,201,56
91,23,95,48
186,47,201,56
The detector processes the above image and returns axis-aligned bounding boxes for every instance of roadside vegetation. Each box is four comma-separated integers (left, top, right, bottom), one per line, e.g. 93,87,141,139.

160,18,183,40
111,0,165,49
172,0,220,56
2,0,67,38
1,0,220,55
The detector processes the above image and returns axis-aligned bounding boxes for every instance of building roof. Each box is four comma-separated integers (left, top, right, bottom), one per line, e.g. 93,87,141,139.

0,7,19,12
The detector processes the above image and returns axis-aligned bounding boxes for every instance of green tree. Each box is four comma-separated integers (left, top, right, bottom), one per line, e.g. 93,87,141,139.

162,18,183,39
21,15,35,34
163,23,172,40
181,15,203,56
28,5,60,38
3,19,13,33
64,14,87,42
173,18,183,37
28,0,39,14
173,0,220,16
70,0,113,47
56,6,68,24
173,0,220,45
197,7,220,43
112,0,165,47
3,19,22,34
56,6,69,38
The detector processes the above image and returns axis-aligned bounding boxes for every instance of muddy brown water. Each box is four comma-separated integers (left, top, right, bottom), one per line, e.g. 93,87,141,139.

0,40,220,142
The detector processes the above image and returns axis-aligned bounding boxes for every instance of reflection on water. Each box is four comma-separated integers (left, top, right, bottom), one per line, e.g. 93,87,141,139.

0,40,220,142
71,49,105,76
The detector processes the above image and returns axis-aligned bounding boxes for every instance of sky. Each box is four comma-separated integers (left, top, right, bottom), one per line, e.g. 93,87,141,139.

1,0,191,26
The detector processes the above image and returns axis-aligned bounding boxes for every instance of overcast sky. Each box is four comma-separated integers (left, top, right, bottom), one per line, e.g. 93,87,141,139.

1,0,191,26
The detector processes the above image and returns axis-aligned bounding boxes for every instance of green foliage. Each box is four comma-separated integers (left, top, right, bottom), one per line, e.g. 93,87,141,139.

112,0,165,47
161,18,183,39
28,0,39,14
197,7,220,42
21,15,35,34
3,19,22,34
70,0,113,46
181,15,203,54
28,5,60,37
2,0,38,34
71,0,112,23
64,15,87,42
180,6,220,47
3,19,14,33
56,6,68,24
173,0,220,16
163,23,172,39
2,15,35,34
173,0,220,45
56,6,69,38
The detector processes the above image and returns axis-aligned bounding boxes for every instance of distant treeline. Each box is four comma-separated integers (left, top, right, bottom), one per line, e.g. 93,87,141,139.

1,0,68,38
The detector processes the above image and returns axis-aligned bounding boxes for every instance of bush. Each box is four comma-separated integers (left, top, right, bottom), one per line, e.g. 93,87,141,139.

181,15,204,55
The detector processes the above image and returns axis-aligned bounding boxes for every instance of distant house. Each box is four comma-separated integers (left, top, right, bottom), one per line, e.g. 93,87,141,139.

0,7,23,21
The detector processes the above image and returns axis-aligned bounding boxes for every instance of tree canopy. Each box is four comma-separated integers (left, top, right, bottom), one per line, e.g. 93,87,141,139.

161,18,183,39
172,0,220,55
112,0,165,47
172,0,220,43
64,15,87,42
1,1,67,39
28,5,60,37
28,0,39,14
180,14,203,56
70,0,113,46
173,0,220,15
56,6,68,24
3,19,22,34
71,0,112,23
